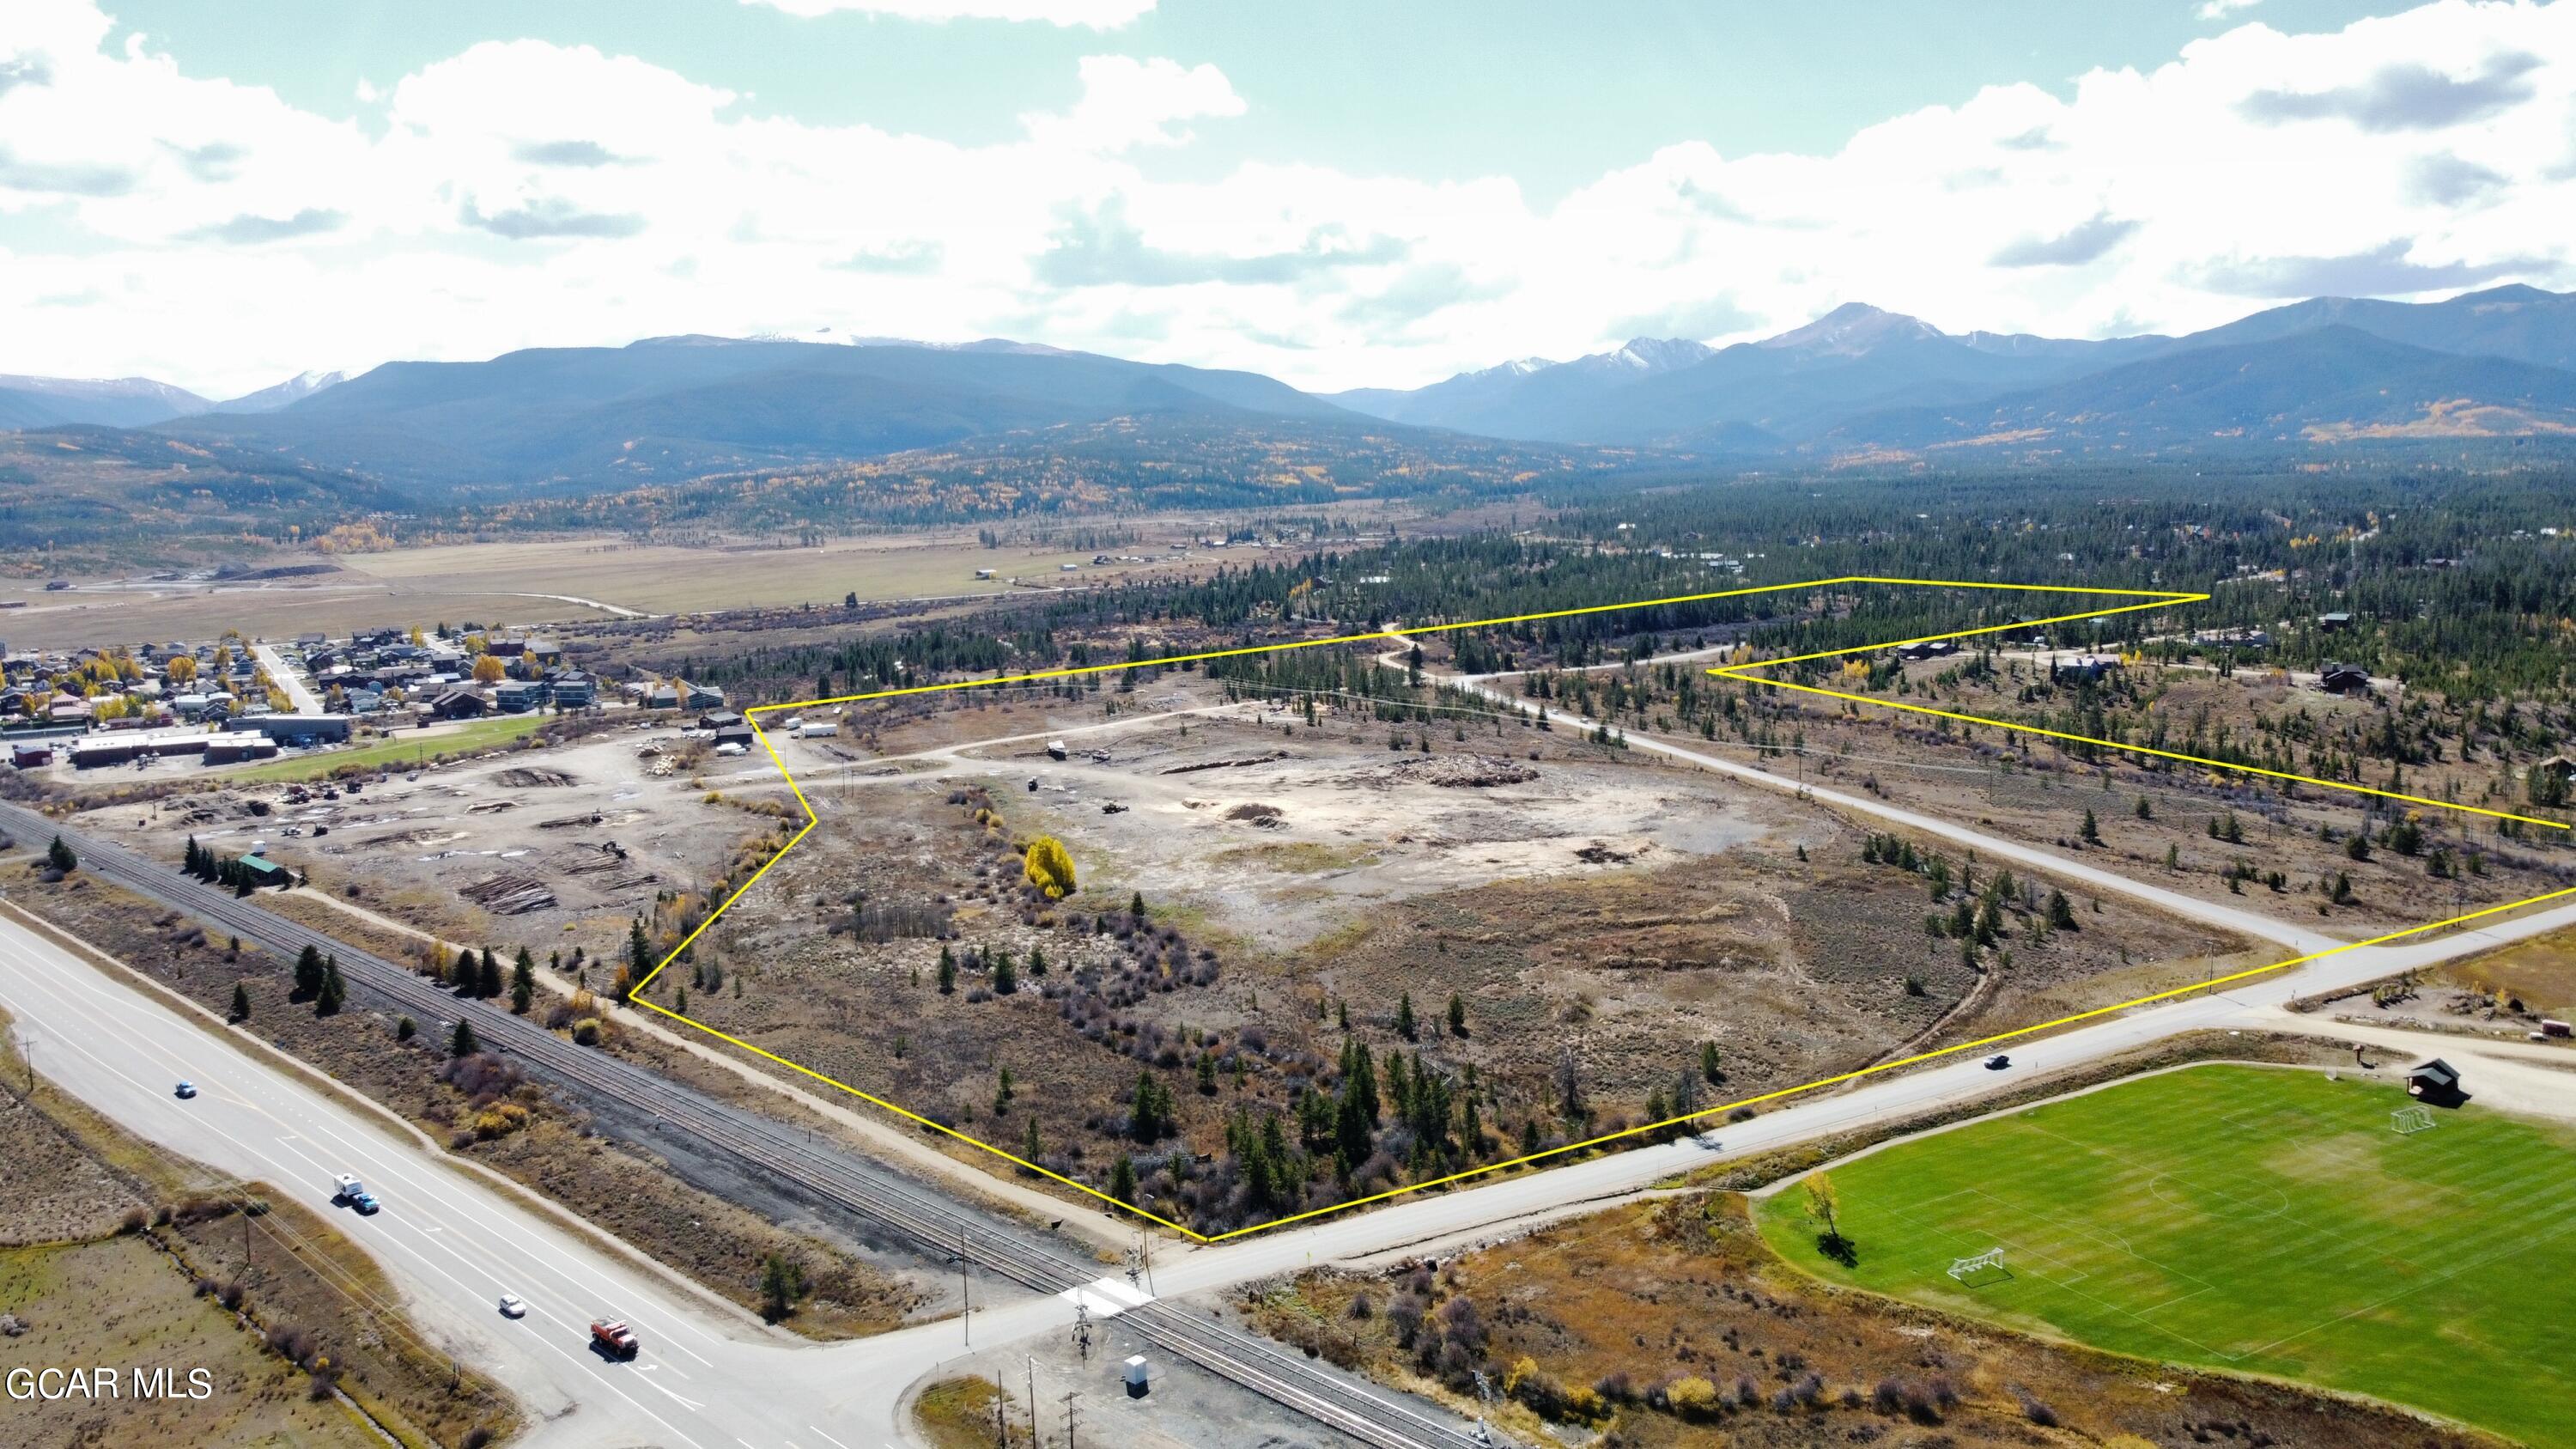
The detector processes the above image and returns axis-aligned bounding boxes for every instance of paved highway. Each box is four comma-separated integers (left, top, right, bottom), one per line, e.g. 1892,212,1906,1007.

0,910,839,1449
0,800,1492,1449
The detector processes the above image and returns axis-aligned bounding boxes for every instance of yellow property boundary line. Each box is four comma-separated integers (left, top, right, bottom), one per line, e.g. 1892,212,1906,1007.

628,577,2571,1244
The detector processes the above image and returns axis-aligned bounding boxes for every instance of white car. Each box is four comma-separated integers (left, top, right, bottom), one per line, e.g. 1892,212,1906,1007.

498,1293,528,1318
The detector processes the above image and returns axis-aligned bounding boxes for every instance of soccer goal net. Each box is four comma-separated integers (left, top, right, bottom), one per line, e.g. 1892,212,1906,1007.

2391,1105,2437,1135
1947,1247,2009,1286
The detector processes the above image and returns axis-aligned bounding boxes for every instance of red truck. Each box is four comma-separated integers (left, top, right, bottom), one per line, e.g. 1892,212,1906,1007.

590,1318,638,1358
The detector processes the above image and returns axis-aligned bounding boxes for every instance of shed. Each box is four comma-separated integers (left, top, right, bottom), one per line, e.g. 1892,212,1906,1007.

2405,1057,2461,1102
236,854,291,888
2318,662,2371,695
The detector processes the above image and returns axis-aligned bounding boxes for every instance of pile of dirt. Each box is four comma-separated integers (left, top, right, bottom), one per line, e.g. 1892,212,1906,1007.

459,873,558,915
491,767,577,788
1160,751,1289,775
1393,754,1540,788
1224,802,1285,827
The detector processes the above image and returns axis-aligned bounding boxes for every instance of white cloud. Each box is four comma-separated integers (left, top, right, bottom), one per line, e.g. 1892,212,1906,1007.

2196,0,2262,21
0,0,2570,398
1021,55,1244,151
741,0,1155,27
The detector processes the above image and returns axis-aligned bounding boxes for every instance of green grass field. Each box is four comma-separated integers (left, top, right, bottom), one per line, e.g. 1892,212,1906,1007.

228,713,547,782
1756,1064,2576,1447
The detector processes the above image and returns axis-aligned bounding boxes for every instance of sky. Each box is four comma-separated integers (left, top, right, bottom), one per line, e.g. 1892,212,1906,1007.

2,0,2570,399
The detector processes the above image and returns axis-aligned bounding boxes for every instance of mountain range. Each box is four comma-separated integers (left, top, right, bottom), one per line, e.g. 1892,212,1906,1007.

4,284,2575,502
0,368,345,429
1326,283,2576,453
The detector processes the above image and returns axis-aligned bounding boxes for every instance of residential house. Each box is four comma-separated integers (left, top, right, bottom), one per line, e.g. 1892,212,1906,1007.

428,689,489,721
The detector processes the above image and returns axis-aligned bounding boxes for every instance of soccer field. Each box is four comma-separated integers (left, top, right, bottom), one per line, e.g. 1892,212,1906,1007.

1755,1063,2576,1447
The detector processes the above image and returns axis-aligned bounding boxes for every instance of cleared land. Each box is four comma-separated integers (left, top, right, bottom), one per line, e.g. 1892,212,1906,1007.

1755,1063,2576,1448
652,673,2245,1239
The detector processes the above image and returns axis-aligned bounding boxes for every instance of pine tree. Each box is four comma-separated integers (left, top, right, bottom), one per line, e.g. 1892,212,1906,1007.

477,947,502,1000
1022,1114,1042,1165
510,947,536,1014
45,835,75,872
228,981,251,1022
627,917,652,981
937,947,957,995
450,1018,479,1059
292,944,325,1002
1447,992,1467,1037
316,957,345,1016
1109,1154,1138,1204
1701,1041,1722,1084
993,951,1018,995
2080,807,2100,844
1395,992,1418,1041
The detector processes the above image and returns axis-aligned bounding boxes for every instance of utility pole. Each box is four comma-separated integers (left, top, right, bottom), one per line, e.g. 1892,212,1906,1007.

1072,1301,1092,1360
1061,1391,1078,1449
1026,1357,1039,1448
958,1225,972,1347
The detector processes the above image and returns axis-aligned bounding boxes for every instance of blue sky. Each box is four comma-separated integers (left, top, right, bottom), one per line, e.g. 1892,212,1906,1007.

3,0,2568,397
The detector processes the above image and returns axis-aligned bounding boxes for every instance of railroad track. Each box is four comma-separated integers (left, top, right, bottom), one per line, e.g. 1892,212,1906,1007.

0,801,1497,1449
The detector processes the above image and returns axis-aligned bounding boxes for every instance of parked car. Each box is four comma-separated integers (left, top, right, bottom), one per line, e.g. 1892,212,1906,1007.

173,1081,197,1099
1984,1054,2012,1071
498,1294,528,1318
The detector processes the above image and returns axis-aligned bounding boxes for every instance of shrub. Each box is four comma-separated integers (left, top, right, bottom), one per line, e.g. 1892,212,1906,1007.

1667,1375,1720,1417
473,1103,532,1140
1024,836,1078,898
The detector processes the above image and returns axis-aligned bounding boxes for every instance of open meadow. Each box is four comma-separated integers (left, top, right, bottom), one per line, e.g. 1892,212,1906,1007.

1756,1062,2576,1447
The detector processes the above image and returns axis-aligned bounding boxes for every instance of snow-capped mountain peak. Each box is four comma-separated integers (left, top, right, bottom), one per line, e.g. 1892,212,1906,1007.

213,369,347,413
1754,302,1943,356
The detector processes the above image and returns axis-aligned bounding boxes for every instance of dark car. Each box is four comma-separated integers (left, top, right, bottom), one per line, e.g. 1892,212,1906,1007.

1984,1054,2011,1070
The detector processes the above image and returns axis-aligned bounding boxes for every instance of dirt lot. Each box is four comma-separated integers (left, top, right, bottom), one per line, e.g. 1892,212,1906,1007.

0,1005,517,1449
646,687,2245,1237
6,871,938,1340
76,721,778,974
2434,924,2576,1018
1242,1190,2493,1449
1510,653,2576,941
